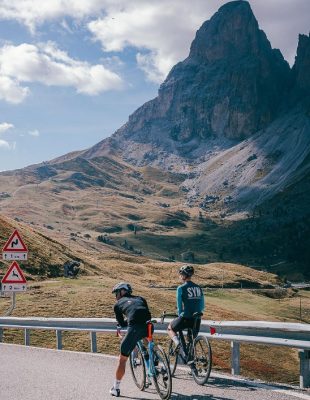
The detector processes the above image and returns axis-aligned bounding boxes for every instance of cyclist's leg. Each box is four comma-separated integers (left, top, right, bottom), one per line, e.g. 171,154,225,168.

193,318,201,338
110,325,146,397
110,354,127,397
168,316,185,346
115,354,128,380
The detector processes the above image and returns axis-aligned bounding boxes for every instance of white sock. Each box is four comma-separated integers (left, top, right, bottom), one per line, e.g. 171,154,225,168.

172,335,180,346
114,380,121,390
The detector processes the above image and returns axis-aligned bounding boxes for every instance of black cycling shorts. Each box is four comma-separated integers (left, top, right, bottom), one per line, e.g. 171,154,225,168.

170,316,201,337
120,324,148,357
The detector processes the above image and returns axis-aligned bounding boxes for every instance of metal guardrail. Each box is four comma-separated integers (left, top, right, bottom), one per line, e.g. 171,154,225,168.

0,317,309,389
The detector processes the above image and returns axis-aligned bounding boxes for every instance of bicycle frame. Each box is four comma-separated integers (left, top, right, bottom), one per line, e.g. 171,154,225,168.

178,328,194,361
137,322,156,378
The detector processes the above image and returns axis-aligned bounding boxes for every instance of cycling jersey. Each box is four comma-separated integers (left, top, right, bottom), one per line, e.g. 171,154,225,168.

176,281,205,318
114,294,152,357
114,295,151,327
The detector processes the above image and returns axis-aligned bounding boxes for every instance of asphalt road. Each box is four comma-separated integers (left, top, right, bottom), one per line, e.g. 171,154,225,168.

0,343,309,400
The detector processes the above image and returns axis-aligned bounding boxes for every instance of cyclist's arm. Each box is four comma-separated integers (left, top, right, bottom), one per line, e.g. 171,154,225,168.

176,286,184,316
200,291,205,312
114,304,128,328
141,296,150,310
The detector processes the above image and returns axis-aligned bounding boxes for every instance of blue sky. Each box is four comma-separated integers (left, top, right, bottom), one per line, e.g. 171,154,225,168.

0,0,309,171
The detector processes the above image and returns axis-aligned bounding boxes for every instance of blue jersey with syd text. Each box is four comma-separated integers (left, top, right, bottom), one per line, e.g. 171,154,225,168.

176,281,205,318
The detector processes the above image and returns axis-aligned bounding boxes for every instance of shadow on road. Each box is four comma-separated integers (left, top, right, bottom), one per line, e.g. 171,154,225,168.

207,377,258,391
171,394,228,399
171,371,261,398
120,371,272,400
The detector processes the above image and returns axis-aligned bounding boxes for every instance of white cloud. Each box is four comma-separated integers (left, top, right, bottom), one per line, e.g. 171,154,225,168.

0,0,106,32
0,75,29,103
0,0,309,82
88,2,203,82
28,129,40,137
0,41,123,102
0,139,10,149
0,123,15,150
0,122,14,134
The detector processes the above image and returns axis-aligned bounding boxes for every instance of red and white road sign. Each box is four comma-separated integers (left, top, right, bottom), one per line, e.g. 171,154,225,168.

1,261,27,292
2,229,28,261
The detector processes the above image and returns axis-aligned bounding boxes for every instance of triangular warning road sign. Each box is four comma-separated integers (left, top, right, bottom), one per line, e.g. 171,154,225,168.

1,261,27,284
2,230,28,252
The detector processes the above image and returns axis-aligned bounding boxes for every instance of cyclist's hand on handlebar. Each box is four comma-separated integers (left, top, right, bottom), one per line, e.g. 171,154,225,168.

116,324,122,338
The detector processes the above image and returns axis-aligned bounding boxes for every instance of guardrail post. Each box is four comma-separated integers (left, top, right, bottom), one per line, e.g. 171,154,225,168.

24,329,30,346
299,350,310,388
0,328,3,342
231,341,240,375
56,330,62,350
90,332,97,353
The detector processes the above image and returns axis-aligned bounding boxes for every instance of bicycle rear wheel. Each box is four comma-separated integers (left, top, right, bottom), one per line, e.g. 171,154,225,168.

153,345,172,400
168,339,179,376
129,345,146,390
192,335,212,385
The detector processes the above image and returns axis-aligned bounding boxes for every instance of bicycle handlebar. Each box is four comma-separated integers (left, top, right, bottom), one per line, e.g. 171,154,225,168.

161,311,178,323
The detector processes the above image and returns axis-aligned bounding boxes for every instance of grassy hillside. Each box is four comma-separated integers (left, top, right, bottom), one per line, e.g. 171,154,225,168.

1,213,308,385
0,153,308,280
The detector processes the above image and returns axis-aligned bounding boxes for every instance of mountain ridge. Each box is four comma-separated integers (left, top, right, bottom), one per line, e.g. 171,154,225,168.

0,0,309,279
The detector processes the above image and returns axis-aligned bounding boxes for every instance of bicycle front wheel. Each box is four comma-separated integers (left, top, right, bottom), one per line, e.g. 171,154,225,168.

129,345,146,390
168,339,179,376
153,345,172,400
192,335,212,385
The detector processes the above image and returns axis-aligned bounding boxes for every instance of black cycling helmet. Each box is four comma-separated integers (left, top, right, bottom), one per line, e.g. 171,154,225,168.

179,265,194,277
112,282,132,295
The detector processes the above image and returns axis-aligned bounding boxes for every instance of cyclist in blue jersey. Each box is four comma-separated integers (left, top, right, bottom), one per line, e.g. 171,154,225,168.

168,265,205,347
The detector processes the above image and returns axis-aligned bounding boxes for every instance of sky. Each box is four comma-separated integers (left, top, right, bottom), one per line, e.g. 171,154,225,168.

0,0,309,172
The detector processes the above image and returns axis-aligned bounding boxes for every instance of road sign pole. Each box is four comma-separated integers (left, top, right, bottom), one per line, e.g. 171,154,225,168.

1,230,28,315
5,293,16,316
2,292,16,317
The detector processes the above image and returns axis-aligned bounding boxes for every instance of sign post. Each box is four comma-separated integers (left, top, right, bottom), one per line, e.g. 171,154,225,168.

1,229,28,316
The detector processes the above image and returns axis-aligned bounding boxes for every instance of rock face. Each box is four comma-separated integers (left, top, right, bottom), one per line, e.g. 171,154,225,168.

82,0,309,211
291,33,310,105
113,0,290,147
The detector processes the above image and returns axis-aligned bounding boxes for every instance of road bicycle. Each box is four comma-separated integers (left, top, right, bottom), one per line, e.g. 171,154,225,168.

117,320,172,400
162,311,212,385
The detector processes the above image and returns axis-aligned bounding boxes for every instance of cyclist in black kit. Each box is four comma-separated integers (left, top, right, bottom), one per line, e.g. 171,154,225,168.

110,282,151,397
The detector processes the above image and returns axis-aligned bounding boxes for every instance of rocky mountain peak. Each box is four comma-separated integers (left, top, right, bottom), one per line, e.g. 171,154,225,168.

189,0,262,62
107,0,291,153
292,33,310,95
